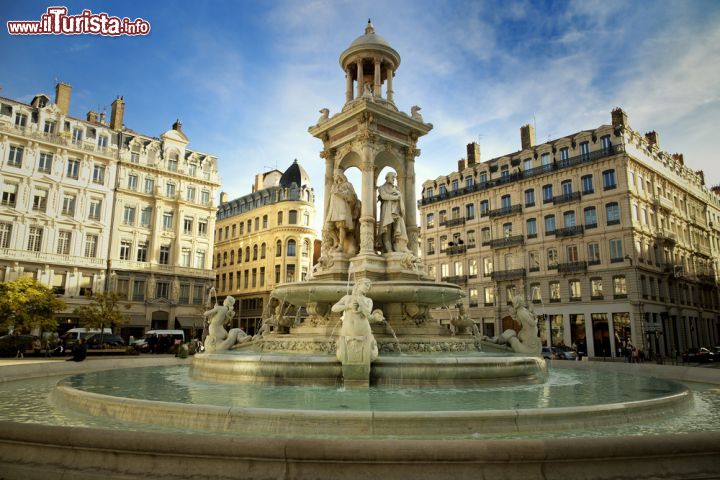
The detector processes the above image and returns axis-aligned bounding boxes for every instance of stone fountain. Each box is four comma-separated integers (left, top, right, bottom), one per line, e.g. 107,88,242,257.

190,19,546,388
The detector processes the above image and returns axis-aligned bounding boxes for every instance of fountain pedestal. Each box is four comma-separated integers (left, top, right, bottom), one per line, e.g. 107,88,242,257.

337,335,373,388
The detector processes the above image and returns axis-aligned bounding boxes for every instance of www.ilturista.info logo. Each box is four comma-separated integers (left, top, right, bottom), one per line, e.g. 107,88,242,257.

7,7,151,36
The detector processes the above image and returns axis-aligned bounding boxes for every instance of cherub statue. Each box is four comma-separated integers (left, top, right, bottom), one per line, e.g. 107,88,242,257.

331,278,379,363
484,295,541,355
203,296,251,352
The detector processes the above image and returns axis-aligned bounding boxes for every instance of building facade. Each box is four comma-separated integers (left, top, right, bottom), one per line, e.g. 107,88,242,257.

214,160,316,334
0,83,220,338
419,108,720,359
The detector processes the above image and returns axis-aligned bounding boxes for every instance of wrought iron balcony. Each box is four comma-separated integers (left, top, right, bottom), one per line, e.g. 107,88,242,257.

491,268,526,281
485,235,525,249
556,225,584,238
444,217,466,227
418,144,625,207
446,245,467,256
489,204,522,219
558,261,587,274
553,191,581,205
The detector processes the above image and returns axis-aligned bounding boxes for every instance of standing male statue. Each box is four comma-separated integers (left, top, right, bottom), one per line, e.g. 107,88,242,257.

377,171,409,252
325,170,360,255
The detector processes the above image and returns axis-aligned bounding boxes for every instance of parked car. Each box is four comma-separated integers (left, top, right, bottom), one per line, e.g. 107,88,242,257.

552,346,578,360
84,333,125,349
541,346,553,360
0,334,38,357
682,347,716,363
132,330,185,353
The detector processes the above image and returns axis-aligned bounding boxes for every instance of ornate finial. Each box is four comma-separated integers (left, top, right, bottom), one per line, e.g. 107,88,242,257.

365,19,374,35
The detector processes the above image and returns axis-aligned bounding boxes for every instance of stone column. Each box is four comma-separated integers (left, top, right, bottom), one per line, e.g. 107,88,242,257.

359,146,376,253
386,66,394,103
404,149,419,254
321,149,335,226
373,58,381,98
356,60,364,98
345,67,353,103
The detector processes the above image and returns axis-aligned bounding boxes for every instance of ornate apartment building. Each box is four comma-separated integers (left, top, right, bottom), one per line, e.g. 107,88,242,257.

0,83,220,337
419,108,720,359
214,160,316,334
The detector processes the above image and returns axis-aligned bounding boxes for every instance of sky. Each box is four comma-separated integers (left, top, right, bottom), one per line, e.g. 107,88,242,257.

2,0,720,229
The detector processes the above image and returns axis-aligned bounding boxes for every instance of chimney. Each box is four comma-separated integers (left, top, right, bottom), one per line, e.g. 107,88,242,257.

220,192,229,204
86,111,98,123
55,82,72,114
611,107,627,128
520,124,535,150
712,185,720,196
458,159,466,171
172,119,183,132
466,142,480,166
645,131,659,148
672,153,684,165
110,96,125,130
99,112,106,124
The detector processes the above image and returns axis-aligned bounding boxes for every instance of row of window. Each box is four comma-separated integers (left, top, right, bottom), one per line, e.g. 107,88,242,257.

113,277,206,304
125,172,210,204
6,145,109,183
466,274,627,307
425,137,614,198
216,238,312,267
430,239,624,279
0,223,101,257
216,263,311,292
425,170,617,228
217,209,311,241
10,112,111,149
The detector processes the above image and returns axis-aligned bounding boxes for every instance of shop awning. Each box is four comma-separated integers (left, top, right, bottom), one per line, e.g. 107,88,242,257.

175,317,204,328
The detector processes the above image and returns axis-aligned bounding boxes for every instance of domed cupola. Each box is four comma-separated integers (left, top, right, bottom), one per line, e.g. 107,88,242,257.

279,159,311,188
339,20,401,108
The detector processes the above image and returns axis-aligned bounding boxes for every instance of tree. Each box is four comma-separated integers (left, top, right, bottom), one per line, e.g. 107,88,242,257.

73,291,127,335
0,277,66,334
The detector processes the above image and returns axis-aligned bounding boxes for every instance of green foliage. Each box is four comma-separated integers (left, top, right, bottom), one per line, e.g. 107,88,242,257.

0,277,65,334
73,291,127,333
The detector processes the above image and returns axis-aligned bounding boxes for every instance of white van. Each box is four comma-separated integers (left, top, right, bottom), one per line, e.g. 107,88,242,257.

132,330,185,352
61,328,112,345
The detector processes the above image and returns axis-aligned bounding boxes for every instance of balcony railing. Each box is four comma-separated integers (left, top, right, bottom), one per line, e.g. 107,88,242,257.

558,261,588,274
654,196,675,211
446,245,467,256
0,248,105,268
556,225,584,238
444,217,466,227
442,275,468,284
657,229,677,243
419,144,625,206
489,204,522,219
491,268,526,281
553,191,581,205
484,235,525,249
698,274,717,285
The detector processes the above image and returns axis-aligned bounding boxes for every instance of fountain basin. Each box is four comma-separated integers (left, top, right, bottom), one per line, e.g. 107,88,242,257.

273,279,464,307
53,365,690,438
190,351,548,386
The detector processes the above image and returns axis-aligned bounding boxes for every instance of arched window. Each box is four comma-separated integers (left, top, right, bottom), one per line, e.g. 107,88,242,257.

302,239,310,257
222,252,227,266
262,215,268,229
289,210,298,224
277,211,283,225
216,253,221,268
276,240,282,257
253,244,258,261
229,250,234,264
245,246,250,262
237,248,242,263
287,239,297,256
261,242,266,259
255,217,259,230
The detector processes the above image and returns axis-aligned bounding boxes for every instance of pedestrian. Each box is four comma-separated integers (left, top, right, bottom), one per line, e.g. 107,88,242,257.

66,338,88,362
15,342,25,359
32,338,42,357
44,338,53,357
632,346,639,364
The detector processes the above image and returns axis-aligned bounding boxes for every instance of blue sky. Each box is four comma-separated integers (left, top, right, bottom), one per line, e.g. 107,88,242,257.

2,0,720,220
